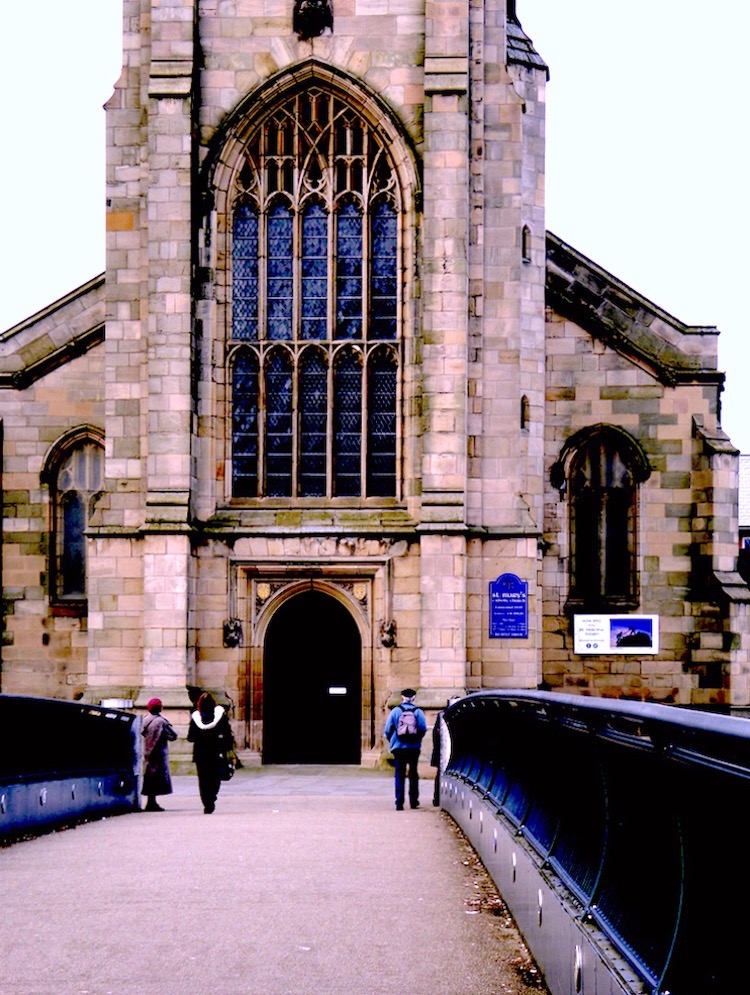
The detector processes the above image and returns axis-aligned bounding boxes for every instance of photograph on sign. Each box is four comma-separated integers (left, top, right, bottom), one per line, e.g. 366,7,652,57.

574,615,659,655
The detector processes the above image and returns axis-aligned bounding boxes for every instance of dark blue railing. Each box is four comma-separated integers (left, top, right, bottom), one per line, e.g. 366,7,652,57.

443,691,750,994
0,695,140,840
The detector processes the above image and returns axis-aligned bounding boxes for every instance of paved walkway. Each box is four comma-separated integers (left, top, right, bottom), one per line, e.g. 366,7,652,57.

1,767,547,995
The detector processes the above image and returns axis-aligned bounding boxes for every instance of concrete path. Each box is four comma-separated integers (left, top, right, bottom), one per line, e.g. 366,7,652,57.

1,767,547,995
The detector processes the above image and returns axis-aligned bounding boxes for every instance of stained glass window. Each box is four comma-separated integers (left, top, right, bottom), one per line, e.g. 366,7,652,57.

370,201,398,341
48,438,103,605
265,350,294,496
336,202,363,340
302,204,328,341
233,204,259,340
569,433,638,606
232,351,259,497
62,492,86,597
229,88,403,499
299,349,328,496
334,350,362,497
367,349,397,496
267,204,294,341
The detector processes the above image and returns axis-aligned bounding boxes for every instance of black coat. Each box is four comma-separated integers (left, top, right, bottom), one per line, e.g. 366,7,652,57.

187,705,232,769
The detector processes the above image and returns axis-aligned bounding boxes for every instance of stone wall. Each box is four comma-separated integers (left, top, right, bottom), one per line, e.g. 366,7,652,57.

0,281,105,697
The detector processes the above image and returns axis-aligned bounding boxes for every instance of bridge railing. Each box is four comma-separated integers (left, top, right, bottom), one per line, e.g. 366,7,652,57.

442,691,750,995
0,695,140,840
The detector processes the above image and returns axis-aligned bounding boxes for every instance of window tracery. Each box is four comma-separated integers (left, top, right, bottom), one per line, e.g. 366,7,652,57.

227,87,401,500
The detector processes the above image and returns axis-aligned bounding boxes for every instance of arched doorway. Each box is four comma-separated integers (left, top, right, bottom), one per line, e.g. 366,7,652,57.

263,589,362,763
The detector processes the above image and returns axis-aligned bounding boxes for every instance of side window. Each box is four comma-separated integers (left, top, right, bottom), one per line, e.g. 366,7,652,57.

47,438,104,610
554,427,650,611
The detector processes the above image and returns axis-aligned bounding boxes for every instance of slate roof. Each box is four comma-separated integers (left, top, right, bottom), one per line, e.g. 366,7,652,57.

0,275,104,389
546,232,722,387
507,9,549,76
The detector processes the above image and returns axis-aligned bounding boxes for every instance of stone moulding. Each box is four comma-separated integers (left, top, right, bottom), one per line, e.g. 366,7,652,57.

545,231,721,388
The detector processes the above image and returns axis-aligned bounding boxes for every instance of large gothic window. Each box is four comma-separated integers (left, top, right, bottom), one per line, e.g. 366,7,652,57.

228,88,401,499
553,426,650,611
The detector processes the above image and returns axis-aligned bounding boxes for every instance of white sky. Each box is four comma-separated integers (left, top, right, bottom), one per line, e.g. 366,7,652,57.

1,0,748,447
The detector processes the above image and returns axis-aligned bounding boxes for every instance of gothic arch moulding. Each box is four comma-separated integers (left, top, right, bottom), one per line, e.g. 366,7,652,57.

41,424,105,486
550,423,651,495
252,576,370,650
204,57,421,219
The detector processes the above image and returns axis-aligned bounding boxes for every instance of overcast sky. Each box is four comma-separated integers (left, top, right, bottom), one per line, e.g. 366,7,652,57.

1,0,747,448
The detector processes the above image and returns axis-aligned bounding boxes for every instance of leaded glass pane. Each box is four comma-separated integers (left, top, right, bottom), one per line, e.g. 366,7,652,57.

89,445,103,492
233,204,259,340
370,201,397,340
367,351,397,496
62,492,86,597
570,438,636,603
336,203,363,340
265,350,294,496
299,350,328,496
302,204,328,340
267,204,293,341
333,351,362,496
54,441,102,600
232,352,259,497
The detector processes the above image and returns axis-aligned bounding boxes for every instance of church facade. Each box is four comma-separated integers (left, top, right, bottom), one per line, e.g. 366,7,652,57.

1,0,748,761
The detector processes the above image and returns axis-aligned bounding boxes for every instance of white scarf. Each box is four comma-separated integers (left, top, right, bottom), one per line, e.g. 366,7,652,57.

191,704,225,730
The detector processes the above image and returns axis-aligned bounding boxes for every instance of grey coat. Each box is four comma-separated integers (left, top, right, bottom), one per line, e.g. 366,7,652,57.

142,712,177,796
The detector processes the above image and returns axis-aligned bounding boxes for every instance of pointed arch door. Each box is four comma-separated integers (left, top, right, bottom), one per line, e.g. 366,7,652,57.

263,589,362,763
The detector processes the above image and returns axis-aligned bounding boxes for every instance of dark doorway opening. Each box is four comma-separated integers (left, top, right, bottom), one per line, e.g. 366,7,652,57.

263,589,362,763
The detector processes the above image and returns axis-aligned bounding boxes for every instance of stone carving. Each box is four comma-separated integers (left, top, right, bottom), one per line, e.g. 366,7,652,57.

293,0,333,40
353,582,368,602
223,617,243,648
380,619,397,648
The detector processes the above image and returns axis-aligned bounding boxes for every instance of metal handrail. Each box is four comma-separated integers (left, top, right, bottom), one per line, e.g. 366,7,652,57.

0,695,140,839
443,691,750,994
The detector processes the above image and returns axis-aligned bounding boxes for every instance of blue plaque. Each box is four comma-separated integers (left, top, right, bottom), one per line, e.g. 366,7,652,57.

489,573,528,638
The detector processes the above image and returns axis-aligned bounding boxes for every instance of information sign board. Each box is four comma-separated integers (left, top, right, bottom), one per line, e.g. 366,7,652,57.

489,573,528,638
574,615,659,655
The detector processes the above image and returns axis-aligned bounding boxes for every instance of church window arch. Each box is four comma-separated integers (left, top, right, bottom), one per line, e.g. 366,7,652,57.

220,79,408,501
552,425,650,611
42,429,104,610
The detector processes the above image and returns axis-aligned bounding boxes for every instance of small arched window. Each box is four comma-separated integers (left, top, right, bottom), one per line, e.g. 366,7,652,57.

521,224,532,264
553,426,650,611
44,433,104,610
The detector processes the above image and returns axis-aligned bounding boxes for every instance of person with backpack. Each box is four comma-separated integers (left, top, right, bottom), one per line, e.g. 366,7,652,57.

384,688,427,811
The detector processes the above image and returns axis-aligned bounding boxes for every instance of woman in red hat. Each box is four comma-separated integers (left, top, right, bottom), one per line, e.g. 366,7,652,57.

141,698,178,812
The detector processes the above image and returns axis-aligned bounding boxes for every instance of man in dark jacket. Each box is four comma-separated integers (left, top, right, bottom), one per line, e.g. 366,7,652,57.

384,688,427,811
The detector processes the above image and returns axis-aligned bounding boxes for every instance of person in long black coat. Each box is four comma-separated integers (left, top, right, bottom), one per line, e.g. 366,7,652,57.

187,692,234,814
141,697,177,812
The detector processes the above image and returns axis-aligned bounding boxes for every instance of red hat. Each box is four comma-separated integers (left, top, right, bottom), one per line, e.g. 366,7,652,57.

147,698,162,712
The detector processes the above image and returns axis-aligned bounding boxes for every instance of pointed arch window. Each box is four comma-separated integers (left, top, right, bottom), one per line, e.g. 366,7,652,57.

44,434,104,611
227,87,401,500
554,426,650,610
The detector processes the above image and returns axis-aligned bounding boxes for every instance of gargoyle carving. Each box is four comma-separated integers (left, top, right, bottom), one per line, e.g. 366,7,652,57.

380,619,397,648
293,0,333,40
223,618,243,648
